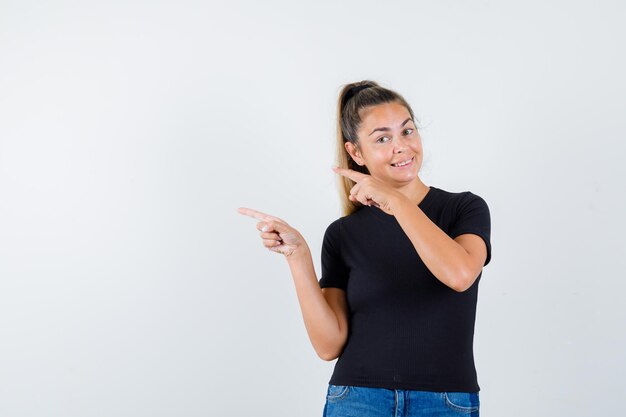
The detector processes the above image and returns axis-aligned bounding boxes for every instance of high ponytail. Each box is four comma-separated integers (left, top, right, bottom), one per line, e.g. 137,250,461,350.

334,80,419,216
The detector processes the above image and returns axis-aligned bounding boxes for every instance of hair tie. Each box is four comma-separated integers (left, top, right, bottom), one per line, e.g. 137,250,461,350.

343,84,372,106
350,84,371,96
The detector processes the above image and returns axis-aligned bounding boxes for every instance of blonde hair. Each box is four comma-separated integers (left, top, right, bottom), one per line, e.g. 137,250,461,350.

335,80,419,216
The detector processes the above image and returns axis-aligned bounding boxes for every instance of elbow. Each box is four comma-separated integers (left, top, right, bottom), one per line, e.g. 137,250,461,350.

453,281,470,293
316,340,345,361
316,328,348,361
318,351,339,362
452,267,480,292
450,269,471,292
317,347,340,361
449,281,465,292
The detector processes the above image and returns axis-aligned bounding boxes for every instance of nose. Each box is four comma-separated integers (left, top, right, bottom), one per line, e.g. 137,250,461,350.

393,135,409,153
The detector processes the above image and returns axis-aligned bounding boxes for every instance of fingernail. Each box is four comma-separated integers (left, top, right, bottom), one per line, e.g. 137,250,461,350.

261,225,268,232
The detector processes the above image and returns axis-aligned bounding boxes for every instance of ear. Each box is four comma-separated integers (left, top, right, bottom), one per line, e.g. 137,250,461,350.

345,141,365,166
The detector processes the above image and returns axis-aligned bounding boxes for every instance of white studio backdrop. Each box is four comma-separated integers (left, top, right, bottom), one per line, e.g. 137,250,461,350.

1,0,624,416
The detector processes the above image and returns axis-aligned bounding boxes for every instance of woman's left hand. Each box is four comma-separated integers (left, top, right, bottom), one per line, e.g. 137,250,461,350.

332,166,401,215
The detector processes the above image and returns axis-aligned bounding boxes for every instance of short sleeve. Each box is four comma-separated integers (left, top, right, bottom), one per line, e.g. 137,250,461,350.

318,218,349,290
449,192,492,266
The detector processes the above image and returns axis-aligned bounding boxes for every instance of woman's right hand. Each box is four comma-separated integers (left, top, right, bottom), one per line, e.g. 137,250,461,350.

237,207,308,257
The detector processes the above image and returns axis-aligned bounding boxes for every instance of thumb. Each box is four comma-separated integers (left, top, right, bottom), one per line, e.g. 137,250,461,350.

269,245,295,256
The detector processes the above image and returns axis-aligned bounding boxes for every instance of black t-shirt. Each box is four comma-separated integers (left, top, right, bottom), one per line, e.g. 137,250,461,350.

318,186,491,393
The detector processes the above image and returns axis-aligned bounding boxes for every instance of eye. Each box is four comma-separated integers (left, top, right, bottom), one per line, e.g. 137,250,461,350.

377,129,414,143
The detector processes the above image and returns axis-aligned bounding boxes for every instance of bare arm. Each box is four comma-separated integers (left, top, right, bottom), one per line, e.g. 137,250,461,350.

286,244,348,361
330,167,487,293
390,194,487,292
237,206,349,360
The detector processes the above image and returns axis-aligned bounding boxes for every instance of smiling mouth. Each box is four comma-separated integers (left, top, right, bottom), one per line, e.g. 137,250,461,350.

391,156,415,167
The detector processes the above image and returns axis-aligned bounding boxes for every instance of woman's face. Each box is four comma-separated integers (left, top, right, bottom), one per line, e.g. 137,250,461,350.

346,101,423,186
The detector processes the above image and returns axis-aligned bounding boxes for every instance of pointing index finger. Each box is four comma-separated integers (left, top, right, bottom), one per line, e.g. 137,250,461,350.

237,207,285,223
332,166,368,182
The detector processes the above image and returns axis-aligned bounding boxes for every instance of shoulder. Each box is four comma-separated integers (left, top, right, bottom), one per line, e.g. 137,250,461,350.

324,217,343,236
431,186,488,209
457,191,489,213
322,207,371,243
325,207,368,230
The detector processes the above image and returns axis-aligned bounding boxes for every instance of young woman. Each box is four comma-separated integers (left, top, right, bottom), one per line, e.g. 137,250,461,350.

238,80,491,417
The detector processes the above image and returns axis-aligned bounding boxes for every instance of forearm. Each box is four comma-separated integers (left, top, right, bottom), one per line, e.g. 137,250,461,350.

390,194,471,291
286,246,344,359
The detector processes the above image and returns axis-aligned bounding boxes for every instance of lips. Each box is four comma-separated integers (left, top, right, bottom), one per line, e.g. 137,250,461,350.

391,156,415,167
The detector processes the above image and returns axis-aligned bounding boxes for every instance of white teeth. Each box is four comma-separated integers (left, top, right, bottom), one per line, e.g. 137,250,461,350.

392,157,413,167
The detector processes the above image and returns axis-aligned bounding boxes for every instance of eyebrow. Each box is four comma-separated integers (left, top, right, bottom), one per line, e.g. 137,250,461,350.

369,118,413,136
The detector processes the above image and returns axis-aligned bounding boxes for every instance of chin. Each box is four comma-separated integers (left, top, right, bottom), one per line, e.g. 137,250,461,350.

399,167,421,179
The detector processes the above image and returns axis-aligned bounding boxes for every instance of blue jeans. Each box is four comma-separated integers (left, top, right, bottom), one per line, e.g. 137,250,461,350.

323,384,480,417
